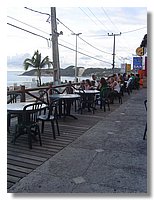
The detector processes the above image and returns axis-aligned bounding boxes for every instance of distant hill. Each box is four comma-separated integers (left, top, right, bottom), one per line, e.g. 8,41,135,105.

20,69,53,76
82,67,121,77
21,65,121,77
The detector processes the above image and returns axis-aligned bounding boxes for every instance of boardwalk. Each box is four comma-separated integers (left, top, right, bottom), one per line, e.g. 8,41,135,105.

7,88,147,193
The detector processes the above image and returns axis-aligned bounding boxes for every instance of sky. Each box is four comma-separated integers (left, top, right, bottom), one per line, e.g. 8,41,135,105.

7,6,147,70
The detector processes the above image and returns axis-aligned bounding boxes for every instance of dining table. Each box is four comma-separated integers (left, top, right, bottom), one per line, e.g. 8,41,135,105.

7,102,47,143
74,89,100,95
49,93,81,119
74,89,100,113
7,102,47,116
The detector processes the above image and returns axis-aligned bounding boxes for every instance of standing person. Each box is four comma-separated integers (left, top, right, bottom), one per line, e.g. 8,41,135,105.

91,74,98,87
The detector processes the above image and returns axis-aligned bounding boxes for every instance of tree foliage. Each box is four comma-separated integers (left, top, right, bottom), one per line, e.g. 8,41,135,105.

140,34,147,48
23,50,52,86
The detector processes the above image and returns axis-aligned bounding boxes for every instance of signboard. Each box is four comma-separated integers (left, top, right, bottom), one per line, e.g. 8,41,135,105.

121,63,126,73
126,64,131,72
133,57,142,70
121,63,131,73
136,47,144,56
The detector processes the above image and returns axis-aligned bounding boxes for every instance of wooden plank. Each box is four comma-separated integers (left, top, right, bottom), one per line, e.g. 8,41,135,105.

7,182,14,189
7,164,32,173
7,175,21,183
7,155,43,166
8,169,27,178
7,159,37,169
7,91,133,191
7,151,47,162
7,143,57,157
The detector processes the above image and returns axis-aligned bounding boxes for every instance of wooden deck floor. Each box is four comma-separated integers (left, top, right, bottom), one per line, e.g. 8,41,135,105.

7,93,132,190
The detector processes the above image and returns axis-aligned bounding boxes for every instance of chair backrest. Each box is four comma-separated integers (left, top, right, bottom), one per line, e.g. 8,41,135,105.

23,102,43,124
47,98,59,119
100,87,111,98
50,88,61,94
65,86,74,94
77,88,86,101
7,93,21,104
37,90,49,105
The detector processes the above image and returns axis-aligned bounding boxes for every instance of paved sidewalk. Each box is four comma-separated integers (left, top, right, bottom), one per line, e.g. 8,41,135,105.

9,88,147,193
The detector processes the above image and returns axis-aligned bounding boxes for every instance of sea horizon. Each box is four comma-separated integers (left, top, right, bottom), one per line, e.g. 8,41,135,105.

7,70,90,88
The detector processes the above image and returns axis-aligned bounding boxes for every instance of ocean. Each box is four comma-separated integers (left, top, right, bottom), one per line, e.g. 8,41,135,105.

7,71,90,88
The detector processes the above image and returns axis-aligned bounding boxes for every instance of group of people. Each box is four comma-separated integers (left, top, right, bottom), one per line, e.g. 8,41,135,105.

64,72,140,109
76,72,140,104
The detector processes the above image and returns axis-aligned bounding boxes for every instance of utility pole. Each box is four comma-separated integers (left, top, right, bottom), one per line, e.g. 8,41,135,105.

108,32,121,74
50,7,60,85
72,32,82,82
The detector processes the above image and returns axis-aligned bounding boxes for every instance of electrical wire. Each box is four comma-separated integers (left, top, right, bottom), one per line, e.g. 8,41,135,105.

56,18,74,34
78,7,98,26
24,7,51,22
7,16,50,35
59,43,112,64
56,17,112,55
7,22,111,65
87,8,110,33
7,23,49,41
122,26,146,34
78,36,112,55
101,7,121,33
23,7,113,56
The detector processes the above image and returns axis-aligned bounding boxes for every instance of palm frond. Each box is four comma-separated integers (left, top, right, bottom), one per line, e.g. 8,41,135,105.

23,58,34,70
23,49,53,86
40,56,52,68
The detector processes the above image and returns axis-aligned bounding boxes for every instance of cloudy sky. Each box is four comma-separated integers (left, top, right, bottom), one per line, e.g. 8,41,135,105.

7,4,147,70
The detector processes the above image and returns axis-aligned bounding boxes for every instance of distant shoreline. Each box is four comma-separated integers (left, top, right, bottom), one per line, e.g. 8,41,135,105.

19,66,121,78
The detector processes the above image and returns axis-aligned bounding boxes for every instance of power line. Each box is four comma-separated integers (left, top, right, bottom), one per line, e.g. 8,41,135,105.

78,7,99,26
56,17,112,55
7,16,50,35
56,18,74,34
23,7,112,57
85,26,146,37
24,7,51,22
78,36,112,55
87,8,110,33
122,26,146,34
59,43,112,64
101,7,121,33
7,22,49,41
59,38,99,58
7,22,111,65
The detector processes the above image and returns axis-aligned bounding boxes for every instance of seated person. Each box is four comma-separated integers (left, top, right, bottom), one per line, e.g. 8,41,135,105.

78,80,85,90
85,79,92,90
65,81,74,94
108,76,121,103
97,77,108,91
90,80,95,89
98,77,110,109
82,79,94,111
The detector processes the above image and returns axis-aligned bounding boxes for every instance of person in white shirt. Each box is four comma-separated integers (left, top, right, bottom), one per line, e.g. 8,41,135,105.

108,76,121,103
91,74,98,87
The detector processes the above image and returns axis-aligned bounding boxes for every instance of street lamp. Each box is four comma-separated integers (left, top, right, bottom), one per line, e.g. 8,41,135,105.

72,32,82,82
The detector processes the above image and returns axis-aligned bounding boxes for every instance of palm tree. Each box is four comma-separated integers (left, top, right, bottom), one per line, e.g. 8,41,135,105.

23,50,52,86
